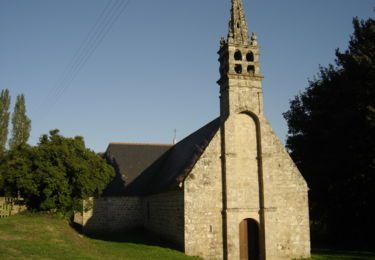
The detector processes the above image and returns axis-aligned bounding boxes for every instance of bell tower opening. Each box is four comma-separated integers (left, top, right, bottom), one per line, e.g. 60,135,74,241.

234,50,242,60
246,51,254,62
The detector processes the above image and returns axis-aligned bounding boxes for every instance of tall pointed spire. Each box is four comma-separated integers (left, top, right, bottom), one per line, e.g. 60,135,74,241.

218,0,264,118
218,0,262,84
228,0,250,45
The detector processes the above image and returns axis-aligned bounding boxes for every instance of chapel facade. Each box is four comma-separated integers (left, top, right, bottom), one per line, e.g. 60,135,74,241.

75,1,311,259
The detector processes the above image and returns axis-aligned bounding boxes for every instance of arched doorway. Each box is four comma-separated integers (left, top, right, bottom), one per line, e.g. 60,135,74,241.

239,218,260,260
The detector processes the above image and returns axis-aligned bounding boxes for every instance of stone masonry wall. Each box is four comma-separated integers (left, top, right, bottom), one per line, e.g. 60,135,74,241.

219,108,310,259
182,112,310,260
222,112,264,260
184,131,223,260
260,118,311,260
143,190,184,250
77,196,142,233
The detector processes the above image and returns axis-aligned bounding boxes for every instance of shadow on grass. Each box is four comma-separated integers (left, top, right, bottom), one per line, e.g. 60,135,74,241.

70,221,181,251
312,249,375,260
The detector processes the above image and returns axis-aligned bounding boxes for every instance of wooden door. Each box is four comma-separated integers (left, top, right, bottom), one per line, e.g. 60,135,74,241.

239,219,259,260
239,219,249,260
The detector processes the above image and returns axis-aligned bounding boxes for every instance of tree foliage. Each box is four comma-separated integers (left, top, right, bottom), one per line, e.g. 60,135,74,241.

283,18,374,248
0,89,11,154
0,130,115,215
0,144,36,199
9,94,31,149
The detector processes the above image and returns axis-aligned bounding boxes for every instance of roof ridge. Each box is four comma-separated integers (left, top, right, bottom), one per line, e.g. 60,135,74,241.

109,142,173,147
124,117,221,196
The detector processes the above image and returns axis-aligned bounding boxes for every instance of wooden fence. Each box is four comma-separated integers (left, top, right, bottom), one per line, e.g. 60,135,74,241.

0,197,26,218
0,197,11,218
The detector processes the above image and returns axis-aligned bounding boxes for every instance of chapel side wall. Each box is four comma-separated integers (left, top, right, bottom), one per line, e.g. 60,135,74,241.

143,190,184,250
184,131,223,260
260,118,311,260
79,196,143,234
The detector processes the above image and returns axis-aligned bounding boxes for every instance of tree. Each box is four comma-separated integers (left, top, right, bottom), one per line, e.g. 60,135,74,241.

0,89,11,154
0,130,115,214
283,18,374,249
0,144,36,198
20,130,114,214
9,94,31,149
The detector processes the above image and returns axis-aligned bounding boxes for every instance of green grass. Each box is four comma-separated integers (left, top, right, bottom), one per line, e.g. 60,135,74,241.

1,214,374,260
0,213,201,260
297,249,375,260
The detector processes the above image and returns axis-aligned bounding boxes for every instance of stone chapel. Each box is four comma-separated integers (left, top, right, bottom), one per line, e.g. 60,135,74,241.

75,1,311,259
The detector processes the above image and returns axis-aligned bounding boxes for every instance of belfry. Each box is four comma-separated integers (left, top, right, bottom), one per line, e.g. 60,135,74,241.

76,1,311,259
217,1,310,259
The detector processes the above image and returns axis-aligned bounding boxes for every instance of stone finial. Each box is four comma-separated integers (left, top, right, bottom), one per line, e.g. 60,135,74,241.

251,32,258,46
220,36,226,47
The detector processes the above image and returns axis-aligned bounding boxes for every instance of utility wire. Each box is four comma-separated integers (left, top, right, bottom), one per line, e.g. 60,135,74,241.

39,0,132,119
51,0,128,105
42,0,116,106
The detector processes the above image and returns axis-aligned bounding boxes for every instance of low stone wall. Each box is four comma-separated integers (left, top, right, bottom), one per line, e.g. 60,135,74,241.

143,190,184,250
76,190,184,249
77,196,143,233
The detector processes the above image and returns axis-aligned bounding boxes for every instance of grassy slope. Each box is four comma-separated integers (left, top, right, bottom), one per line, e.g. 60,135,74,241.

0,213,200,260
307,249,375,260
1,214,374,260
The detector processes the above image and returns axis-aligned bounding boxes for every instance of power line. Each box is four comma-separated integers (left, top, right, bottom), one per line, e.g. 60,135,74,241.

38,0,132,119
42,0,117,106
51,0,129,106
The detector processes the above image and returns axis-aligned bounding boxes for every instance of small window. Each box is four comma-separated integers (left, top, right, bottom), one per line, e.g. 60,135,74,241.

235,64,242,74
247,65,255,75
246,52,254,62
234,50,242,61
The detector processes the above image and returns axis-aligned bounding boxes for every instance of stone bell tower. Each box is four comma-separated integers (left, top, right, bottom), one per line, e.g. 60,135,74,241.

218,0,263,118
218,1,310,260
218,0,266,259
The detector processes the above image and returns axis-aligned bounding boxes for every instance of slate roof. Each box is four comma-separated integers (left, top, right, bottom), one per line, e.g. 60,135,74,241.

103,143,173,196
124,117,220,196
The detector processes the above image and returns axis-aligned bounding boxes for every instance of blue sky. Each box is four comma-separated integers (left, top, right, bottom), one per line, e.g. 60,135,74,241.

0,0,373,152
